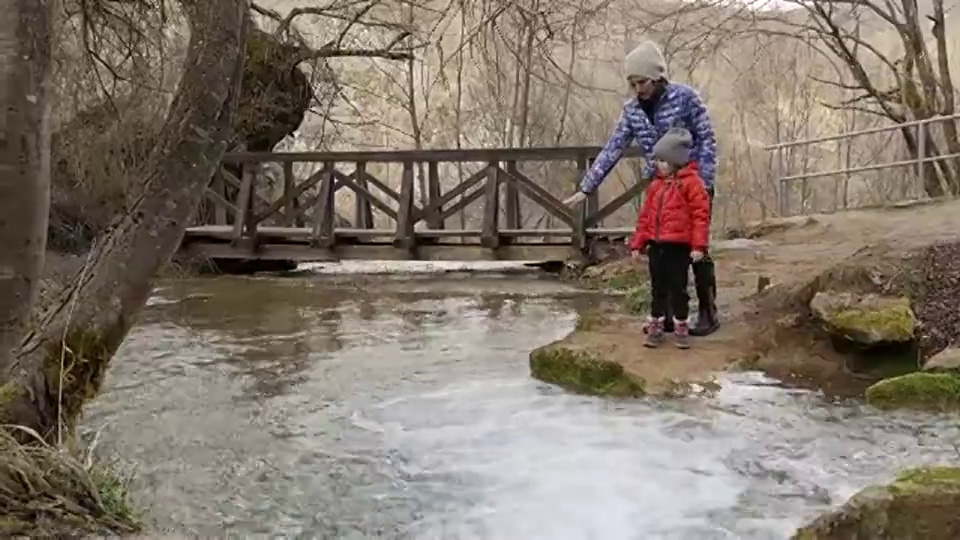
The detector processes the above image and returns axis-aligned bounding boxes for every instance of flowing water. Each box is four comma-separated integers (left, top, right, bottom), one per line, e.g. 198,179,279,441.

86,267,960,539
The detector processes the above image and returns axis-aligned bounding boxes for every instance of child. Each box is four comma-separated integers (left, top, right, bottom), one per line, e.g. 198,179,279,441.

629,127,712,349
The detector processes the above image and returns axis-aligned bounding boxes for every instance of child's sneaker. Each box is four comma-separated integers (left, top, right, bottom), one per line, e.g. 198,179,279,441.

644,317,664,348
643,317,674,334
674,319,691,349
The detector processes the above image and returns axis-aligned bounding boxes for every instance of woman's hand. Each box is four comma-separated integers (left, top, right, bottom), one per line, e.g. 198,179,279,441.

562,192,588,206
691,250,704,262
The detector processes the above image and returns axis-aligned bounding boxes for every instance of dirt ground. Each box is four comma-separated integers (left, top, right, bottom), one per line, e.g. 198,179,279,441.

560,198,960,395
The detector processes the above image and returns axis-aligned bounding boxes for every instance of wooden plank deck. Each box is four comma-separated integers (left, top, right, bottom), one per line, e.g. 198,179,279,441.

184,225,634,241
181,226,635,262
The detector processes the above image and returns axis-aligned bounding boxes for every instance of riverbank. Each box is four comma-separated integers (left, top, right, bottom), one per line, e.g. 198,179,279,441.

530,201,960,537
531,198,960,400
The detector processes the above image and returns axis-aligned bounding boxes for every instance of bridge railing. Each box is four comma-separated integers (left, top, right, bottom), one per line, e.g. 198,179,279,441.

765,113,960,216
193,146,645,256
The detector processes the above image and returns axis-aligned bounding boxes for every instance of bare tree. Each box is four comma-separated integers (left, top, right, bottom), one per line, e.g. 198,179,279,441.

1,0,248,440
0,1,53,378
752,0,960,196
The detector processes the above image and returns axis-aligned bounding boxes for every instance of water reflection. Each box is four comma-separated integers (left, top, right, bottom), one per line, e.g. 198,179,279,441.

86,275,960,539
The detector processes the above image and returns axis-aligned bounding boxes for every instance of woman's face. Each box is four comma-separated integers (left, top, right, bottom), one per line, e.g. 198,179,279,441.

628,77,656,100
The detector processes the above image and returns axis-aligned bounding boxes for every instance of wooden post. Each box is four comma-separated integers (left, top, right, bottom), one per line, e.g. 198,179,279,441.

757,275,771,293
481,162,500,249
232,164,256,251
213,169,227,225
504,160,521,230
426,160,443,230
312,162,336,249
394,161,416,249
581,156,599,224
354,161,374,229
282,161,295,226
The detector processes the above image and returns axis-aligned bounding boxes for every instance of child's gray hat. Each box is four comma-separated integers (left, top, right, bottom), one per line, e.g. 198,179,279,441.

652,127,693,166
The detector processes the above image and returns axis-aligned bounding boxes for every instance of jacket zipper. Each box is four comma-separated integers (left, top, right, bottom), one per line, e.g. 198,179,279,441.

653,179,673,241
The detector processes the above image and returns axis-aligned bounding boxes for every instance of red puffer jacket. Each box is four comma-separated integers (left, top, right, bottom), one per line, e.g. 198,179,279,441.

629,162,711,251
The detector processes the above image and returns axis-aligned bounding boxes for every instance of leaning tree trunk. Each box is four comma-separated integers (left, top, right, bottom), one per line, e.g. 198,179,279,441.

0,0,249,440
196,25,314,226
0,1,53,377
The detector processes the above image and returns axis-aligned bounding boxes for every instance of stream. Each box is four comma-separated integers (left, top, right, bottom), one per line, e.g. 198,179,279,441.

85,267,960,539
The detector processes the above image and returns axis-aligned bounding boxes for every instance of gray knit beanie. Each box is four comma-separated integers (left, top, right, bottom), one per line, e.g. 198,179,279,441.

624,40,667,81
652,127,693,166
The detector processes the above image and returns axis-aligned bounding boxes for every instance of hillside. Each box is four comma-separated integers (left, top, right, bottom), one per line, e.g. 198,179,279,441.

45,0,960,250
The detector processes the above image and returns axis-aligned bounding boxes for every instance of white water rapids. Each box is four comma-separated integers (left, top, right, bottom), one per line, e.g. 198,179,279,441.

87,268,959,539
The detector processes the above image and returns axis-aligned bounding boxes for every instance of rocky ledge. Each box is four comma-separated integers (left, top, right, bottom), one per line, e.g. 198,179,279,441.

529,253,740,398
792,467,960,539
742,239,960,410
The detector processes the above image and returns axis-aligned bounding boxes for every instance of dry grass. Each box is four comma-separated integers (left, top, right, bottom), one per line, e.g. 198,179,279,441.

0,426,140,537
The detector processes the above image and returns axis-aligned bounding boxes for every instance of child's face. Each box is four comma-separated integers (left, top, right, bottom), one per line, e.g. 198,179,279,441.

654,159,674,175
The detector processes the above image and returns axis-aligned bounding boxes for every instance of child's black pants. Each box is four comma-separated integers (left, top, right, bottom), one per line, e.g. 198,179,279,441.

647,241,691,320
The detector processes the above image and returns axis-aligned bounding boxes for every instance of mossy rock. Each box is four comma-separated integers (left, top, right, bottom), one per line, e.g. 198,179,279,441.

791,466,960,539
809,292,916,345
529,344,644,398
864,372,960,412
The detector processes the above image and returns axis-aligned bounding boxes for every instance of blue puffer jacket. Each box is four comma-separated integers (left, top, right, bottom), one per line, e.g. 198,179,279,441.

579,82,717,192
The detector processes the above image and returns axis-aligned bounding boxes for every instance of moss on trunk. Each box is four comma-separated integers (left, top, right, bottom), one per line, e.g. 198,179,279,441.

41,326,118,434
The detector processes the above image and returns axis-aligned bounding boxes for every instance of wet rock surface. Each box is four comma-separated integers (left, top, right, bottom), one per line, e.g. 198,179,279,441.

529,344,645,398
792,466,960,540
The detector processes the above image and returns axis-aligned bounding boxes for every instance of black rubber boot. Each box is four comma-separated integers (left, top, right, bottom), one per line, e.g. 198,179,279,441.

690,258,720,337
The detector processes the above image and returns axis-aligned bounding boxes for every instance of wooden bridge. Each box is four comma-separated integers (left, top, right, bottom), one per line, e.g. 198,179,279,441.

182,146,646,262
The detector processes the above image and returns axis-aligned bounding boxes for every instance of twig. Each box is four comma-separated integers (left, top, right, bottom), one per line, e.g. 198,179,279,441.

57,240,99,446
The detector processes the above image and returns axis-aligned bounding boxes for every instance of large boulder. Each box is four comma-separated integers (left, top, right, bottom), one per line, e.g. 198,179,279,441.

809,292,916,345
923,347,960,374
792,466,960,539
529,344,644,398
864,372,960,412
